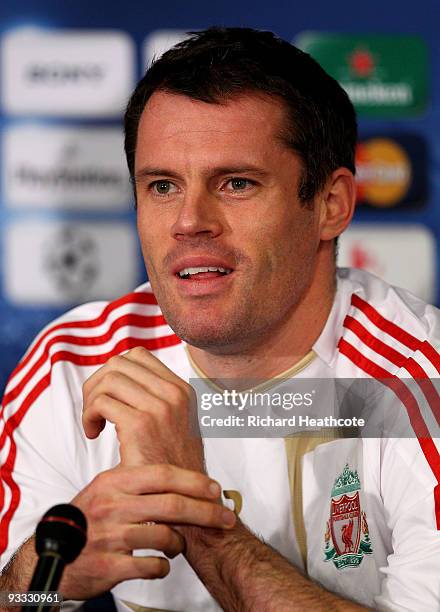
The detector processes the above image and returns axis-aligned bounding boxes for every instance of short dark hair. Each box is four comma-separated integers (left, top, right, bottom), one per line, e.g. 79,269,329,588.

124,26,357,204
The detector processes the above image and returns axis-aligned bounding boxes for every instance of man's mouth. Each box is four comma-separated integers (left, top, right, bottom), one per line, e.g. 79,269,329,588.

177,266,233,280
169,257,236,295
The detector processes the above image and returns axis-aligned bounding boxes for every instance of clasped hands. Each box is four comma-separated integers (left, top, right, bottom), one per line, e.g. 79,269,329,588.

61,346,236,600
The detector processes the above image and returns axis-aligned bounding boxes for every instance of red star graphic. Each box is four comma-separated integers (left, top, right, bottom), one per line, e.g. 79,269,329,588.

349,49,375,78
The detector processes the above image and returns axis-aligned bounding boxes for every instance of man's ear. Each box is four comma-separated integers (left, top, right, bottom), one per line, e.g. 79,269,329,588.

318,168,356,241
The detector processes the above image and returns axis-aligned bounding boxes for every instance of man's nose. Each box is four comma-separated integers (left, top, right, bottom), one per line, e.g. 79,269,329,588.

170,187,224,240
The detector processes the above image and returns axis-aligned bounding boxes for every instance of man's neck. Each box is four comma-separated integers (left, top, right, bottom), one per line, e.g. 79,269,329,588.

187,264,336,381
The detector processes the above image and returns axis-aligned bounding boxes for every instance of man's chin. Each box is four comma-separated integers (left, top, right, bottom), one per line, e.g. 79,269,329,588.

156,291,255,351
174,325,232,349
167,318,247,353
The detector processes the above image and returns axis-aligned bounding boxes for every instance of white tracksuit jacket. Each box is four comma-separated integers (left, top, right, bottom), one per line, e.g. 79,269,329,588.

1,268,440,611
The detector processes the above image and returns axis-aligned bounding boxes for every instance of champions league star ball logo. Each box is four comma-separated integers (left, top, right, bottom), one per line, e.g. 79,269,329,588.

43,226,99,299
324,464,373,570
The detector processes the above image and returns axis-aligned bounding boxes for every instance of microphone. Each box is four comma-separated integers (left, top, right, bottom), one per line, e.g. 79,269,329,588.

23,504,87,612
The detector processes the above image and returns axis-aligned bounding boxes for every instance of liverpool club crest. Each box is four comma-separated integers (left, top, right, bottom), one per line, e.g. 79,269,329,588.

324,464,373,569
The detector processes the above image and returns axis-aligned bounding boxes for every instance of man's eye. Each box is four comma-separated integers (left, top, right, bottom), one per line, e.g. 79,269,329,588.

226,178,253,191
151,180,176,195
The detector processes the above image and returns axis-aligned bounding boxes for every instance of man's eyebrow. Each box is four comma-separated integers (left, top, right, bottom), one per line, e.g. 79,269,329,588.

134,165,270,182
134,168,181,182
211,166,270,177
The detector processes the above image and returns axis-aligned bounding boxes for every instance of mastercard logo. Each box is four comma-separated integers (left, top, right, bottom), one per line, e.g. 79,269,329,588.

355,138,412,207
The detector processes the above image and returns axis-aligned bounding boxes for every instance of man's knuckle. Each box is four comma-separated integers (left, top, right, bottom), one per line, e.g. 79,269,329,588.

87,524,112,551
154,463,173,482
156,399,173,420
148,557,168,577
130,346,148,359
162,494,183,516
88,497,113,522
92,469,114,493
167,383,187,406
107,355,123,369
103,370,122,386
90,393,106,411
119,525,135,550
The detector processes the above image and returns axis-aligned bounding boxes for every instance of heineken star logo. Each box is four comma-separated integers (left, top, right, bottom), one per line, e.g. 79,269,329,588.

298,33,427,116
349,48,375,78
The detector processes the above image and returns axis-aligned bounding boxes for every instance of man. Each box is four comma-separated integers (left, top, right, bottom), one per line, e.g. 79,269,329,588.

1,27,439,611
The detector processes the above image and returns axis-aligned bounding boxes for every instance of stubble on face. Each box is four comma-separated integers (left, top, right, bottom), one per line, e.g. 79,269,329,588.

148,242,258,353
145,214,317,356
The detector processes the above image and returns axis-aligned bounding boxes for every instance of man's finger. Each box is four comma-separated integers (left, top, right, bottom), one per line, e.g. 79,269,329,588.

82,394,138,439
123,346,185,386
110,464,221,500
83,393,170,444
85,369,168,415
104,356,172,400
114,553,171,581
83,347,183,399
124,523,185,558
126,493,236,529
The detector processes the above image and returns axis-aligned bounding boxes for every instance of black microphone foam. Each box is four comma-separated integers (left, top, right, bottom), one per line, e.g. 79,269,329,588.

24,504,87,611
36,503,87,563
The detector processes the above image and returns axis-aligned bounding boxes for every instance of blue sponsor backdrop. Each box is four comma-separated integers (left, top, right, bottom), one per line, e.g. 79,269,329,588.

0,0,439,392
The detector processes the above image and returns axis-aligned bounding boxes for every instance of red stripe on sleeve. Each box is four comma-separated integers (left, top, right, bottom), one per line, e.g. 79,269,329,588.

7,291,159,384
351,294,420,350
2,313,167,409
0,374,51,553
351,294,440,373
421,341,440,374
403,359,440,427
343,316,440,426
0,332,181,555
343,316,406,368
338,337,440,529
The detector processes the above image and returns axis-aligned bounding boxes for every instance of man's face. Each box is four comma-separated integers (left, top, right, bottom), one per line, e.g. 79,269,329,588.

135,91,322,353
